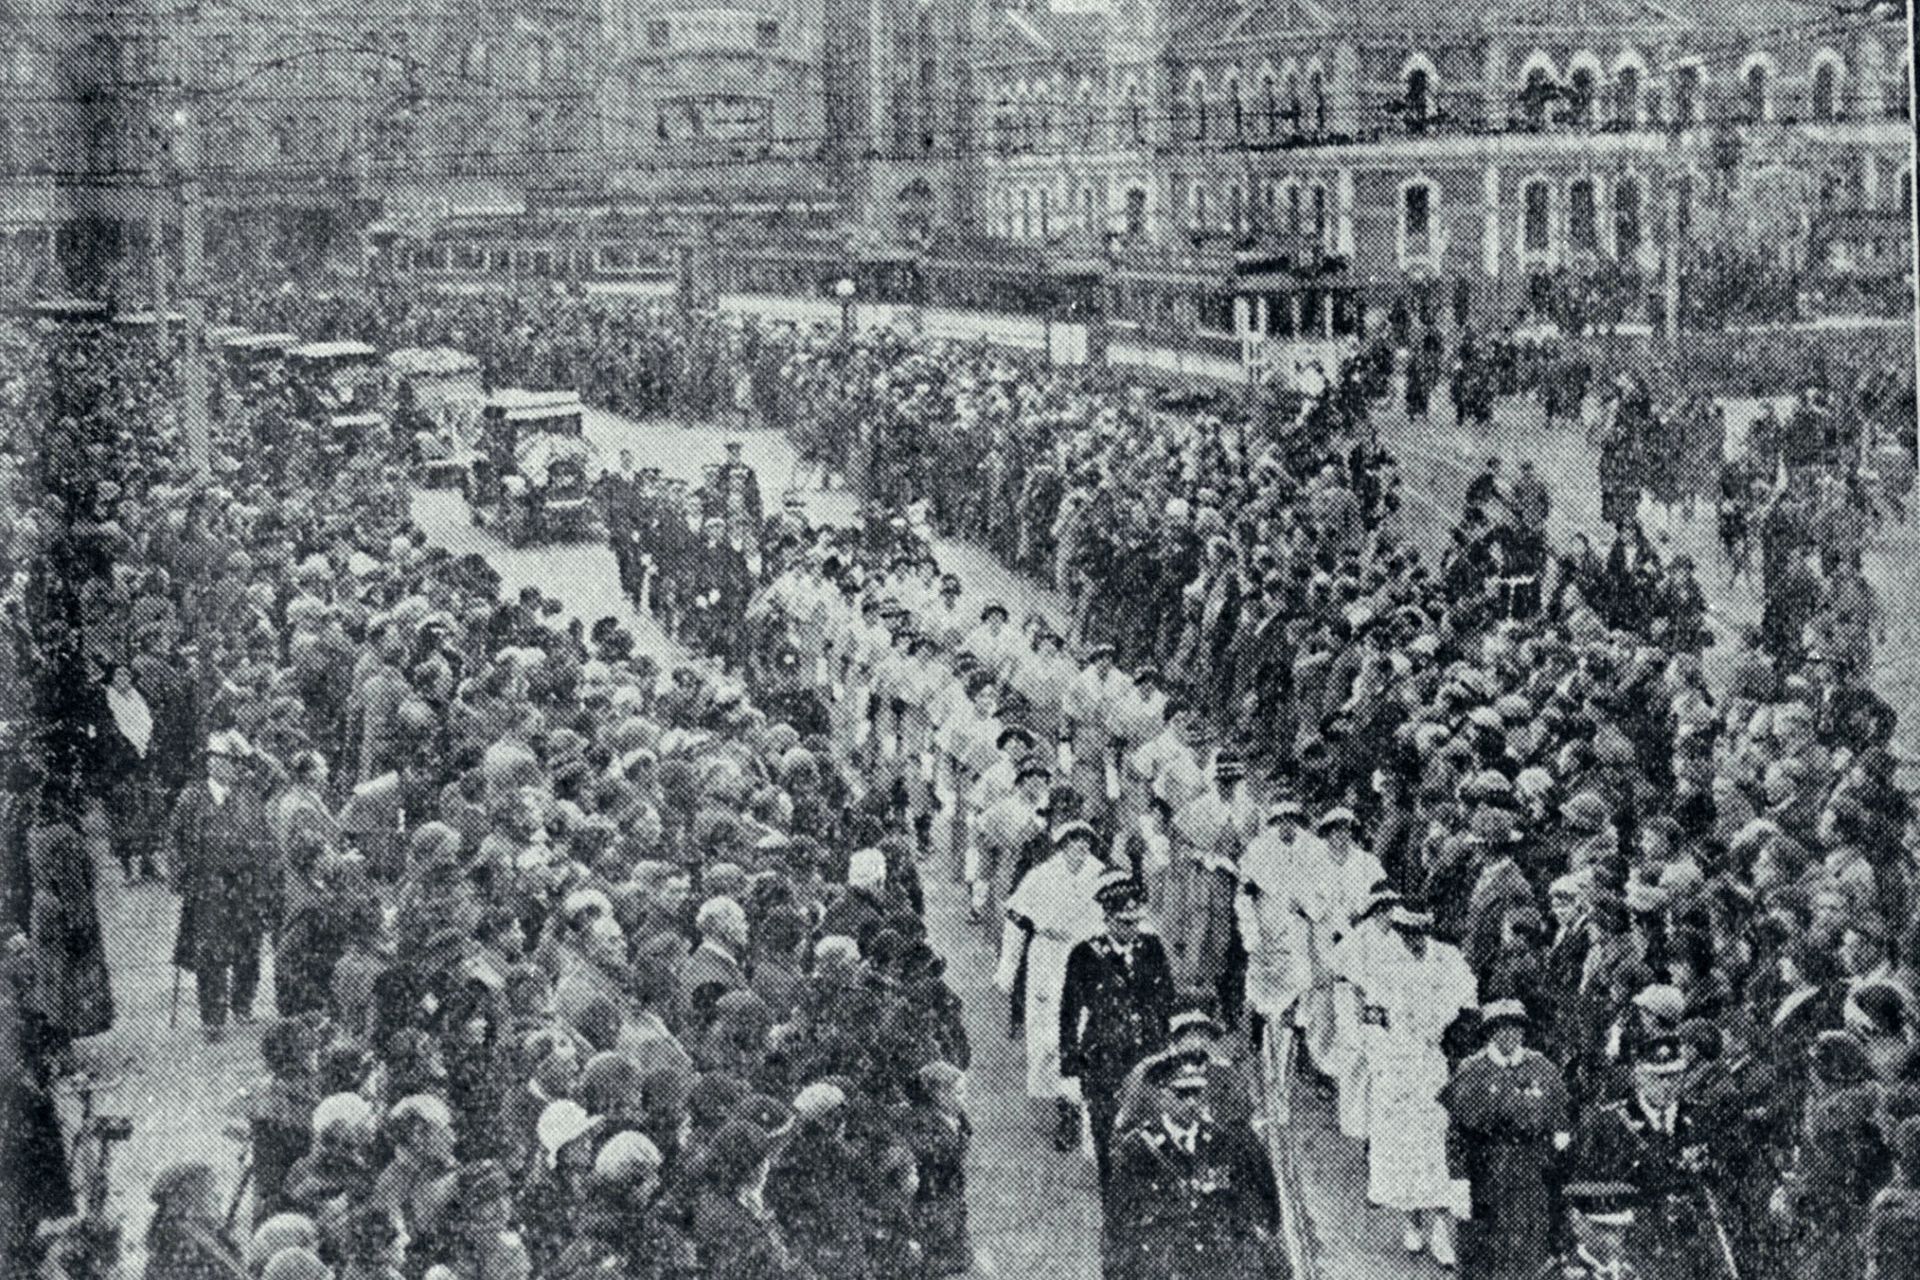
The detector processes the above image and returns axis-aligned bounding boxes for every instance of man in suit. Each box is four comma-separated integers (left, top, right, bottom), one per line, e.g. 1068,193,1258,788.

680,895,749,1030
1573,1037,1715,1280
601,449,644,602
1060,871,1176,1187
1105,1053,1280,1280
165,730,277,1041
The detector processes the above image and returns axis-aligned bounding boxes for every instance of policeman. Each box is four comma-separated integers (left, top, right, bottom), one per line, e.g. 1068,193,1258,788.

705,440,765,553
1105,1053,1281,1280
1572,1037,1713,1280
1550,1182,1645,1279
600,450,643,602
1059,871,1177,1187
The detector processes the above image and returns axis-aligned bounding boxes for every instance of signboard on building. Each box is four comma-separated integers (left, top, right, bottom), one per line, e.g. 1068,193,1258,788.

659,94,773,142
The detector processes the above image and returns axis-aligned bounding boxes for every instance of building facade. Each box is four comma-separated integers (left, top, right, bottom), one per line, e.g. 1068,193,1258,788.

972,0,1914,338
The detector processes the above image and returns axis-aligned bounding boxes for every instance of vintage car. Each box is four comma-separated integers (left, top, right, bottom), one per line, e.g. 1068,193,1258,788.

387,346,485,486
464,389,603,546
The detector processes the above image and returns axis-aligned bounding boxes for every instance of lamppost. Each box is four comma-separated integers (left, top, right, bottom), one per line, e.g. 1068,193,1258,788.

835,275,857,337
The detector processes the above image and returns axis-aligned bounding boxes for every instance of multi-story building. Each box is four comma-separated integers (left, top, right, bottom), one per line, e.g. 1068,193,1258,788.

1,0,601,291
974,0,1915,339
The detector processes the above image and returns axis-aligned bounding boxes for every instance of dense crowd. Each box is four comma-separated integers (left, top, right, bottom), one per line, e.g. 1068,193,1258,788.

2,313,978,1280
4,275,1920,1280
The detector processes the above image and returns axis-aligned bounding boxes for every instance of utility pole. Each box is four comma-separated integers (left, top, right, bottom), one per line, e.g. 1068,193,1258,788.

172,103,210,481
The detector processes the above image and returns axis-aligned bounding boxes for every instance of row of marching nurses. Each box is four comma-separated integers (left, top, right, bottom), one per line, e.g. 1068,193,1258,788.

755,544,1468,1277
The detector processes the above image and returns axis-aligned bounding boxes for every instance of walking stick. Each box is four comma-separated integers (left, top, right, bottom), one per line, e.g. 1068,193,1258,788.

222,1152,254,1235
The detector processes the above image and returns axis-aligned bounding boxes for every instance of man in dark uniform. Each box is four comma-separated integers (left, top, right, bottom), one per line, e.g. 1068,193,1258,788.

1573,1037,1717,1280
600,449,644,602
1549,1182,1647,1279
649,477,699,638
705,440,765,554
1105,1053,1281,1280
1059,871,1177,1187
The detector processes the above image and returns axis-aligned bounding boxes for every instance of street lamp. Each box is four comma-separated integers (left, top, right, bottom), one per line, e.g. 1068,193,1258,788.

834,276,857,337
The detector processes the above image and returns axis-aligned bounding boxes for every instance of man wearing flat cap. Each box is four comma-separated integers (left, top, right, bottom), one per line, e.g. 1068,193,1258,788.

166,730,277,1040
1574,1037,1715,1280
1106,1053,1281,1280
1555,1182,1647,1279
1059,871,1175,1187
1439,999,1570,1280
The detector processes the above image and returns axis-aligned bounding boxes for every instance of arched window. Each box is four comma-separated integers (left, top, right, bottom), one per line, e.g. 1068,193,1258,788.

1522,68,1554,130
1226,75,1243,136
1614,178,1641,256
1124,187,1147,235
1193,80,1209,140
1522,179,1550,251
1312,184,1328,244
1127,84,1144,143
1674,65,1700,125
1262,75,1278,135
1406,68,1431,127
1228,184,1244,233
1309,70,1326,132
1078,85,1097,146
1287,184,1303,237
1039,188,1051,238
1194,187,1210,231
1614,67,1640,127
1568,179,1597,249
1743,64,1769,122
1569,67,1596,127
1811,61,1837,121
1285,73,1302,134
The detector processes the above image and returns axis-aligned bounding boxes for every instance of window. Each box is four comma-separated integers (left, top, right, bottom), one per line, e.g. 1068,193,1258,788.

1569,179,1596,249
646,21,670,49
1615,179,1641,257
1675,65,1699,125
1287,186,1302,237
1229,184,1244,233
1193,83,1209,140
1309,70,1326,132
1020,189,1033,238
1078,87,1096,146
1127,85,1144,143
1811,62,1837,121
1312,184,1327,243
1194,187,1209,230
1569,68,1595,127
1403,183,1430,240
1286,74,1301,134
1744,65,1769,121
1082,187,1097,230
1225,77,1242,136
1523,180,1550,250
1124,188,1147,235
1262,75,1277,135
1406,68,1430,127
757,20,780,48
1614,67,1640,127
1039,189,1050,237
1522,68,1554,130
1676,174,1694,236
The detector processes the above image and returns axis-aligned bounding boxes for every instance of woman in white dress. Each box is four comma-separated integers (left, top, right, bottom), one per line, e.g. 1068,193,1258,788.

995,819,1109,1150
1337,902,1477,1267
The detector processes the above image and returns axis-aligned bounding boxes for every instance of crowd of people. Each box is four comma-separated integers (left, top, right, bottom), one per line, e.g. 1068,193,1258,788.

3,271,1919,1280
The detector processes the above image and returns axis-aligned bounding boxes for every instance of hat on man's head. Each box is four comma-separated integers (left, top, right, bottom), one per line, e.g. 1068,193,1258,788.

1145,1052,1210,1094
1564,1181,1638,1228
1093,870,1147,913
1633,1036,1686,1076
980,600,1009,621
